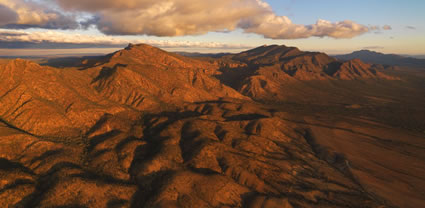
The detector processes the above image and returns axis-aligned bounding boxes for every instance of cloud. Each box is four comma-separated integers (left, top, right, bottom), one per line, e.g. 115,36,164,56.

0,0,78,29
52,0,372,39
406,26,416,30
382,25,392,30
0,29,253,49
370,25,391,32
0,30,126,46
369,25,379,31
0,0,390,40
0,4,18,25
243,18,370,39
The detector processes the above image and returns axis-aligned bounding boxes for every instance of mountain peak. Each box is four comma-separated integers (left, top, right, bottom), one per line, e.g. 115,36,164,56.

125,43,158,51
119,43,168,57
109,43,193,69
232,44,302,64
1,59,42,74
5,58,35,66
246,44,300,54
357,49,375,53
353,50,385,55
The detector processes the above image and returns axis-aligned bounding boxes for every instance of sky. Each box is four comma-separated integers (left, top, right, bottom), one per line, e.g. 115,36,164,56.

0,0,424,56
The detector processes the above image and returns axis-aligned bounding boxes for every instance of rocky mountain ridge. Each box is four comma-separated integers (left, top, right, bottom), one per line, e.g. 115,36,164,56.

0,44,423,208
334,50,425,68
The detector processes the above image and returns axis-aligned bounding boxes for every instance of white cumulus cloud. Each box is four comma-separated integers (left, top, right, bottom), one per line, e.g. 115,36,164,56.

0,0,392,41
53,0,372,39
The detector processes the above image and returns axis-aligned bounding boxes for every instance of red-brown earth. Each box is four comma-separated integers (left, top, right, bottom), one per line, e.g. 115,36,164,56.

0,44,424,208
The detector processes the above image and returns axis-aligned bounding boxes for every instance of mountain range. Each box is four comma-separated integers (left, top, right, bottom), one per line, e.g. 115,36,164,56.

334,50,425,68
0,44,424,208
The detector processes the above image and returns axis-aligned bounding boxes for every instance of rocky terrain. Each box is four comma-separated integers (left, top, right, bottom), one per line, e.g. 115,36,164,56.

334,50,425,68
214,45,398,102
0,44,424,208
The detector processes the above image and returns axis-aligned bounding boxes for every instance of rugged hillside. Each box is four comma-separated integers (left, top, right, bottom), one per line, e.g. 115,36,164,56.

229,45,394,80
0,59,125,137
0,99,389,208
0,44,247,136
89,44,247,109
1,44,424,208
216,45,398,101
334,50,425,68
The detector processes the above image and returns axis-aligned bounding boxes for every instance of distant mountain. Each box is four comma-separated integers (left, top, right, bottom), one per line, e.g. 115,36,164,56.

216,45,397,101
231,45,393,81
334,50,425,68
404,54,425,59
175,51,232,58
